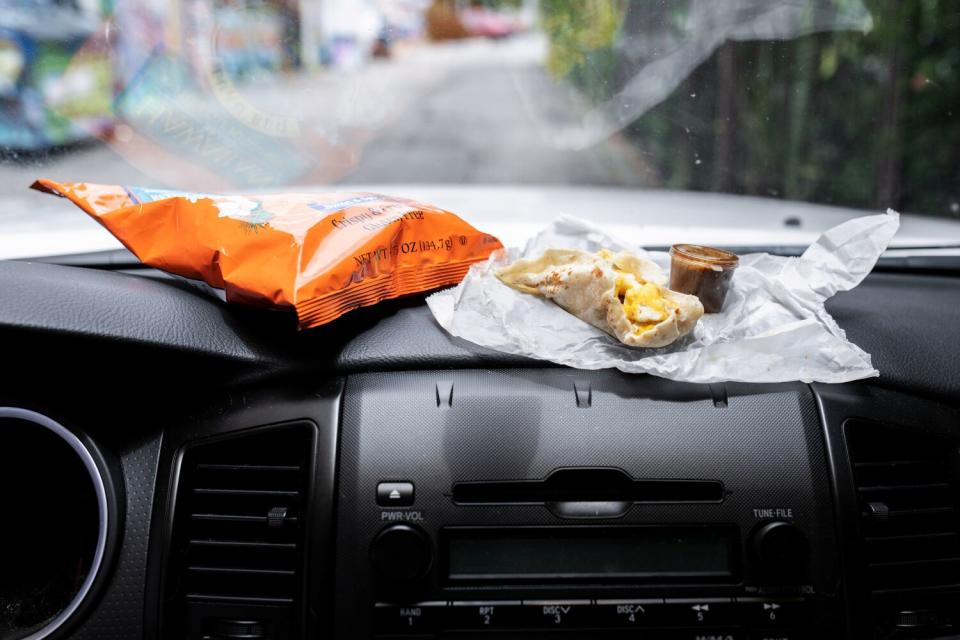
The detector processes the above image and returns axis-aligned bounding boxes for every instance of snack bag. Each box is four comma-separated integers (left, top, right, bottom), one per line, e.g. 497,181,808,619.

32,180,503,328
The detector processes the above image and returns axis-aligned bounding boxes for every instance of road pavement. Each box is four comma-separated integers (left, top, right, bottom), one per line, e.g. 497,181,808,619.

0,34,652,240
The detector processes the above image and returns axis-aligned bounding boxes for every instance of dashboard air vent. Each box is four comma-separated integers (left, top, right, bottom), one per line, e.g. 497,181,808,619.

167,423,314,639
846,420,960,594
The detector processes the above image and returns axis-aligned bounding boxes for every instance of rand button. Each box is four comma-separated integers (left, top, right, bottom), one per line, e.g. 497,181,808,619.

374,601,445,633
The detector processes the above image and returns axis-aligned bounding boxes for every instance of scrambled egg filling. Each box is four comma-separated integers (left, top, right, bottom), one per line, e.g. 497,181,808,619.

615,276,672,332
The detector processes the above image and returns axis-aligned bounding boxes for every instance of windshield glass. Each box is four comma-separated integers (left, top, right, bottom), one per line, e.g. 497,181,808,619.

1,0,958,249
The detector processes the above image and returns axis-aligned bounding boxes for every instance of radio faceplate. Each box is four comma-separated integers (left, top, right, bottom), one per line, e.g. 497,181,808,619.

334,370,841,638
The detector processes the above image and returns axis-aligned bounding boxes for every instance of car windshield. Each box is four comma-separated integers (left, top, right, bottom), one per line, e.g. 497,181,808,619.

1,0,958,248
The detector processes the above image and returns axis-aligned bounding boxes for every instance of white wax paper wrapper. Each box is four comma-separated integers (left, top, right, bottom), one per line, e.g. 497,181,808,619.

427,212,900,384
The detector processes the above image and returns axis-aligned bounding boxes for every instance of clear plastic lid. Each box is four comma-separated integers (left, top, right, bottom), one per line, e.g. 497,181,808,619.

670,244,739,269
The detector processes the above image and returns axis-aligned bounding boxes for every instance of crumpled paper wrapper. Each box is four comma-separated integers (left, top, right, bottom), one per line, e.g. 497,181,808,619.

426,212,900,384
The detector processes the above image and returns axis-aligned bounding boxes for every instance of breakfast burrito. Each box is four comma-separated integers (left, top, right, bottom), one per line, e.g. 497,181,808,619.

496,249,703,348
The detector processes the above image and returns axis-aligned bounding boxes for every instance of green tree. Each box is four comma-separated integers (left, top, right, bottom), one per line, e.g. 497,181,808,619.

541,0,960,218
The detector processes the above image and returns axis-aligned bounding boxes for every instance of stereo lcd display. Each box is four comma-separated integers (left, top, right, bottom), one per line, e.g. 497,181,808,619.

444,526,738,581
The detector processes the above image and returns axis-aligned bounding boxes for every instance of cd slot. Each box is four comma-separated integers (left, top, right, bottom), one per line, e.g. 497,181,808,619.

452,468,724,505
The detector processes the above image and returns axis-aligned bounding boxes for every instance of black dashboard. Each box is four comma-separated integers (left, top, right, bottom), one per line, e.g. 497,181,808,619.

1,258,960,640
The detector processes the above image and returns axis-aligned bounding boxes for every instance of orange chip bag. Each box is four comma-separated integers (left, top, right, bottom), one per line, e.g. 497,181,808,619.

32,179,503,328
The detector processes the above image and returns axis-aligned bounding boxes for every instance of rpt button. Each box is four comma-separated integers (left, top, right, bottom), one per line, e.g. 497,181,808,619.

446,601,524,629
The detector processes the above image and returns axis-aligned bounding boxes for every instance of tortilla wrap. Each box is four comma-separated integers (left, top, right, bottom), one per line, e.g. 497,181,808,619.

496,248,703,348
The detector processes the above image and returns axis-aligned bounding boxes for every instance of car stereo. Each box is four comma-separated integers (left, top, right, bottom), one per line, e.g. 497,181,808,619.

334,370,842,639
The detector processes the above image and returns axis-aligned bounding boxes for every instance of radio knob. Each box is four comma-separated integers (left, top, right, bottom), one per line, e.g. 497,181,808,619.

750,520,810,582
371,524,433,584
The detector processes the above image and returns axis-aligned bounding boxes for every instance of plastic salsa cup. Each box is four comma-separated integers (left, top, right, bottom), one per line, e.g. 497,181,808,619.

669,244,739,313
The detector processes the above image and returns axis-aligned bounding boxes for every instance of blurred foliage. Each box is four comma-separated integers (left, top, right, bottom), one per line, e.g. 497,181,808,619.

541,0,960,218
541,0,625,101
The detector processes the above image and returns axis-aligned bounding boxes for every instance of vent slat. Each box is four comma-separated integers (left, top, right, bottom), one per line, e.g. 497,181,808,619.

868,557,960,569
193,488,300,497
196,463,301,472
188,566,296,576
857,483,951,493
871,583,960,596
860,506,954,518
854,460,935,468
186,593,295,605
188,539,297,549
191,513,300,524
191,513,265,523
865,532,959,543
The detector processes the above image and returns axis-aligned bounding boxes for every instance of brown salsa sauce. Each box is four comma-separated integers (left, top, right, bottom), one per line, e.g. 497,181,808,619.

669,244,739,313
